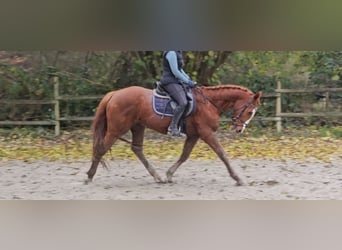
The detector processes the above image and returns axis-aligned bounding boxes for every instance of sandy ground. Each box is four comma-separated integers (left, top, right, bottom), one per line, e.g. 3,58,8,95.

1,156,342,200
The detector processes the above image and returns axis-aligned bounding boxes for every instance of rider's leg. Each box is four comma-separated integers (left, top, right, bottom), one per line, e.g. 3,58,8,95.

168,105,186,136
162,83,187,137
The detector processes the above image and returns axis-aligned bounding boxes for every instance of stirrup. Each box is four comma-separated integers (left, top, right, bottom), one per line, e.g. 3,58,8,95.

167,128,186,137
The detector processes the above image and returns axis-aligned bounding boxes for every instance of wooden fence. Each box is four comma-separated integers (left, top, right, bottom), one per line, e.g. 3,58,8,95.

1,78,342,135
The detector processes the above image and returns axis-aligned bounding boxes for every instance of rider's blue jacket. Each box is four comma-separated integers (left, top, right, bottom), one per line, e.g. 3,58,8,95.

160,51,192,85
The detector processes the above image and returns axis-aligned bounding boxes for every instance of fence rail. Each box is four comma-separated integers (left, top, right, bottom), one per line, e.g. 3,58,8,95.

0,100,56,105
1,78,342,135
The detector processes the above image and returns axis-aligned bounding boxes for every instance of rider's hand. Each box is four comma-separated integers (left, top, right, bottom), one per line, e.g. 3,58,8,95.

188,80,197,88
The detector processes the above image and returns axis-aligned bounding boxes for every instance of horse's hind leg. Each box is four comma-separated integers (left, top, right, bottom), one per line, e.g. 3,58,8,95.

166,135,199,183
130,124,164,183
86,132,118,184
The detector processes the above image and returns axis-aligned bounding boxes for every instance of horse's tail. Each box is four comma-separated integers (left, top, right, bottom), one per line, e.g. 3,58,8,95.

92,91,115,159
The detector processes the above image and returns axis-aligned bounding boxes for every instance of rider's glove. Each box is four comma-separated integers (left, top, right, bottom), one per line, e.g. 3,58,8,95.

187,80,197,88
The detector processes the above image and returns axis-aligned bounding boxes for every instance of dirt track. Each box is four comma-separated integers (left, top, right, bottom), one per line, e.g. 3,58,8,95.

1,156,341,200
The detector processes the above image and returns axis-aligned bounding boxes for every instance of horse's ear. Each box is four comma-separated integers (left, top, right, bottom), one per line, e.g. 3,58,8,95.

253,91,262,104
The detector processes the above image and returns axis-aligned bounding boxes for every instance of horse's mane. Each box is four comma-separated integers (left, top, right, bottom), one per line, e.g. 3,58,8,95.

200,84,253,95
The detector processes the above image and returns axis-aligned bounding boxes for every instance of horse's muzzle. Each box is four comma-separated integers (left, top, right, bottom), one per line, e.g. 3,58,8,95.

230,124,245,134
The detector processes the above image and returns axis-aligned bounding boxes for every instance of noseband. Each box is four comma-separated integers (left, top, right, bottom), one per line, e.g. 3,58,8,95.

231,98,257,130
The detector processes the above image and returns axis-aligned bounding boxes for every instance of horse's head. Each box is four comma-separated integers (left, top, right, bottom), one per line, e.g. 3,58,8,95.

231,91,262,134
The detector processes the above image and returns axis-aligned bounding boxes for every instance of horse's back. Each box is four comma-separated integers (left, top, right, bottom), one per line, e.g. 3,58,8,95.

111,86,151,98
118,86,150,92
105,86,153,114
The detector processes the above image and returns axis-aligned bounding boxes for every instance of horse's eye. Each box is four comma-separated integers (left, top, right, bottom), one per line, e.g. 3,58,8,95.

248,111,253,115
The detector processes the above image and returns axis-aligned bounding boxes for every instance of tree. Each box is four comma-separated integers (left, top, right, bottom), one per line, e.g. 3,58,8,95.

112,51,232,88
300,51,342,87
184,51,232,84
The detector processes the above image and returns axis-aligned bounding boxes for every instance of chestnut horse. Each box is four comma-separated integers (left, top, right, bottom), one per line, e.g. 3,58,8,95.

86,84,262,186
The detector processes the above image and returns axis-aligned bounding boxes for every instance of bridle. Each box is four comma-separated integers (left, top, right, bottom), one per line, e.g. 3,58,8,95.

231,98,257,130
194,87,257,130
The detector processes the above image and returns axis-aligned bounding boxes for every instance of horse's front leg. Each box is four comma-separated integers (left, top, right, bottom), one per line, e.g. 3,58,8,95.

201,134,244,186
166,135,199,183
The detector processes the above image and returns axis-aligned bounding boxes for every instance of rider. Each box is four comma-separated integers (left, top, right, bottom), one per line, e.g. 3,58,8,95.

160,51,197,137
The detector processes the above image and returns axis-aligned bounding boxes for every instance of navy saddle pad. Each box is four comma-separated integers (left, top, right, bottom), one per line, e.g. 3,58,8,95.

152,94,174,117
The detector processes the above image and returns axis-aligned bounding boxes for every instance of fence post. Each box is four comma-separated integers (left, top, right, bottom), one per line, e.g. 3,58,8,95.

276,80,282,132
325,91,329,110
53,76,60,136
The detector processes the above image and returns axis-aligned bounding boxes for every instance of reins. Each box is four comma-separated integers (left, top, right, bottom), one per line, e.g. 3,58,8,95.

194,86,256,129
193,87,225,114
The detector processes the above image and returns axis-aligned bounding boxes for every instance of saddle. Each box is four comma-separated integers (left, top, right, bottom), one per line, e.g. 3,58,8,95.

152,81,196,118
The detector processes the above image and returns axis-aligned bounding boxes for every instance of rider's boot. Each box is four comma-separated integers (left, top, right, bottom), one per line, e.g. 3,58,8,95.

167,105,186,137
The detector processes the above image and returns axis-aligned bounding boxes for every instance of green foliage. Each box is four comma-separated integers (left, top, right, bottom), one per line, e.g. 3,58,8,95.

110,51,231,87
300,51,342,86
222,51,305,91
0,57,55,121
221,51,309,120
114,51,163,88
0,127,52,139
184,51,232,84
0,51,341,129
318,126,342,138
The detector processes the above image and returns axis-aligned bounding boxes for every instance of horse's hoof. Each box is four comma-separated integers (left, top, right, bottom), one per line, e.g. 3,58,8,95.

166,175,172,183
84,179,92,185
155,179,165,184
166,172,174,183
235,180,244,186
154,176,166,184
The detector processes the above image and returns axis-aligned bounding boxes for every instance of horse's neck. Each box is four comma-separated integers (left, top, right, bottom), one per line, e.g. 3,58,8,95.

202,86,253,112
